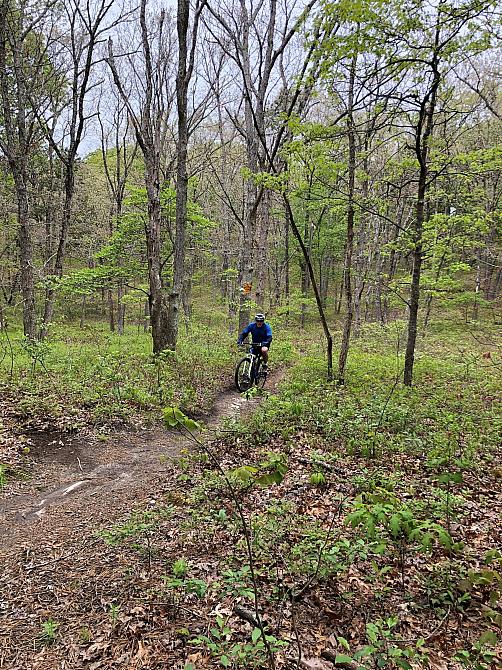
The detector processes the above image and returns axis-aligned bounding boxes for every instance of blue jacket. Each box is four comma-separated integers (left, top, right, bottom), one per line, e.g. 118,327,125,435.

238,322,272,346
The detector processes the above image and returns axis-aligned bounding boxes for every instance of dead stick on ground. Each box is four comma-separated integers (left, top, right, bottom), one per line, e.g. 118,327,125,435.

234,605,268,629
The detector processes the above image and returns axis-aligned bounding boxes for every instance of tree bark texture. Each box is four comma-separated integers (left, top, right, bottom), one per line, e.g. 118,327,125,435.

403,48,441,386
0,0,36,340
338,53,357,384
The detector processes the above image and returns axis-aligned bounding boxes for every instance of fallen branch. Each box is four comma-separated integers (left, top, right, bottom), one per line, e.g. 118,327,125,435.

234,604,268,629
296,456,338,472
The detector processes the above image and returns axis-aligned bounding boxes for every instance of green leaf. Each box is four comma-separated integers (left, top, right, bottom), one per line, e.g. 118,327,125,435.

183,418,200,431
366,623,379,643
478,630,498,646
338,636,351,651
256,470,284,486
220,655,231,667
354,645,377,659
390,513,402,537
335,654,354,664
230,466,258,482
251,627,262,643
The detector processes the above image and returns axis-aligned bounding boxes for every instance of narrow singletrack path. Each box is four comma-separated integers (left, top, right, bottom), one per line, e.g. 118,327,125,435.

0,370,283,552
0,370,285,669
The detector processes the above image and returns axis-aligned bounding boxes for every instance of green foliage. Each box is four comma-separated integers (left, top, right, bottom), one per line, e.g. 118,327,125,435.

309,471,327,486
215,566,255,601
421,560,471,612
454,632,499,670
1,312,237,427
229,452,288,488
0,464,7,490
108,603,121,627
99,508,172,547
163,559,208,600
39,618,59,645
335,617,428,670
190,615,287,668
346,489,454,559
79,627,92,643
172,558,189,578
163,407,200,433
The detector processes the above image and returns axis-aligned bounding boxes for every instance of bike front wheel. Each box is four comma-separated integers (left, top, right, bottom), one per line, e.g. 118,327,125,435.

254,360,267,388
235,357,254,392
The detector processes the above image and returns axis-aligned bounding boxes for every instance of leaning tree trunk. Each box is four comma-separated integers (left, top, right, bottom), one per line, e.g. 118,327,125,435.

284,196,333,380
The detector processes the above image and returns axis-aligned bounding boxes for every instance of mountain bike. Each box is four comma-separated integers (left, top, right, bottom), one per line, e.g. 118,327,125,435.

235,342,268,392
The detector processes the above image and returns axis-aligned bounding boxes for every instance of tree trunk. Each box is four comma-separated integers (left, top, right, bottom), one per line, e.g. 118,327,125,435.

16,179,36,340
40,166,75,338
284,204,290,309
255,190,270,308
338,54,357,384
403,51,440,386
117,283,125,335
0,1,36,340
167,0,201,347
284,196,333,380
145,158,169,354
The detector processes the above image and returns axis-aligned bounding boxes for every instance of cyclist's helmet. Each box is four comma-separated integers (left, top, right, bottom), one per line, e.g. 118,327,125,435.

255,313,265,322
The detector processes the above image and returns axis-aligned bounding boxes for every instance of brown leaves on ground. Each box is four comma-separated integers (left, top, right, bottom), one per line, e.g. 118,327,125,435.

0,380,501,669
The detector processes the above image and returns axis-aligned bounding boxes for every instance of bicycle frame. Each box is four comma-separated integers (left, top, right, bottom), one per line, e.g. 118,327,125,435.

235,341,266,390
242,347,260,382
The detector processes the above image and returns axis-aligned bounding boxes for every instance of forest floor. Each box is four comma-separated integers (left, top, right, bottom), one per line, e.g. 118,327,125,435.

0,370,284,669
0,317,501,670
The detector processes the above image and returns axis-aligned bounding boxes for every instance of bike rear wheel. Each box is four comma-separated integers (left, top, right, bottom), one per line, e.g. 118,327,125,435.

235,356,254,392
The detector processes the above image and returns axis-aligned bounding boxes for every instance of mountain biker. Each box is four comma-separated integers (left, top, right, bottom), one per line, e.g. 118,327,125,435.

237,313,273,368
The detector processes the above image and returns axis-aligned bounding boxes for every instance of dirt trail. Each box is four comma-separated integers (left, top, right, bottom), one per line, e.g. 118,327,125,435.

0,373,280,553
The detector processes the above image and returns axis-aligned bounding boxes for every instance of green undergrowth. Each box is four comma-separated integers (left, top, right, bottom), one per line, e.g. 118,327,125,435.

0,314,296,430
85,315,502,669
4,313,500,668
245,317,500,459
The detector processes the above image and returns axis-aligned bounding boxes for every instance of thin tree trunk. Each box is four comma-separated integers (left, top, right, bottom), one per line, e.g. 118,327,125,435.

284,196,333,380
146,159,169,353
117,283,125,335
80,296,86,329
40,167,75,338
285,204,290,309
338,53,357,384
167,0,204,347
255,190,270,308
16,180,36,340
403,50,440,386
